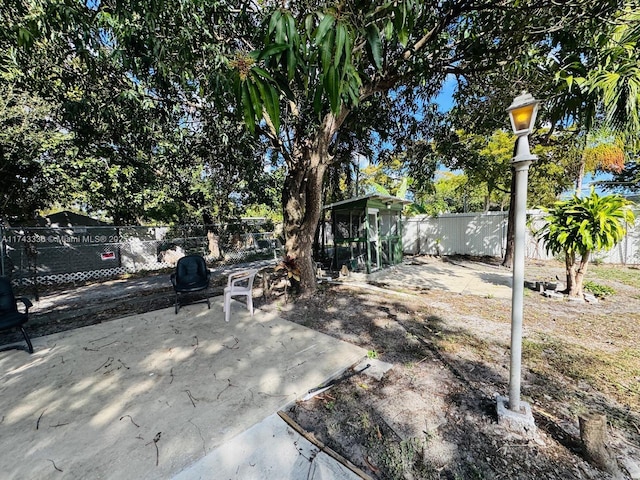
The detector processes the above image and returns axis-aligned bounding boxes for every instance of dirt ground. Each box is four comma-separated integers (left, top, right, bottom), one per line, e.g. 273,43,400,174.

2,256,639,479
258,257,640,480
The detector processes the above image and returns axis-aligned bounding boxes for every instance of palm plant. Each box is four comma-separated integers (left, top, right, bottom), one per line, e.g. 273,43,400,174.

537,189,635,297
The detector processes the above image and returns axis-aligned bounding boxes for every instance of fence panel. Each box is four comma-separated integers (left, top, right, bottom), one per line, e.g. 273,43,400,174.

2,211,636,286
403,212,507,257
403,211,638,265
1,224,281,286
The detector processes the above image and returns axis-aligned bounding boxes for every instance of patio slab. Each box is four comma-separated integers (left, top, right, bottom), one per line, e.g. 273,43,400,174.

366,257,513,299
175,412,364,480
0,298,366,479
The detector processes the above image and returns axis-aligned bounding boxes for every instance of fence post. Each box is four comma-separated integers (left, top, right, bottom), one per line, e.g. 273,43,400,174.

624,218,629,265
0,222,5,277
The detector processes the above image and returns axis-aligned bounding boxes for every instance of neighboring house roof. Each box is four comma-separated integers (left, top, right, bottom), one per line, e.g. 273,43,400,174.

25,211,110,227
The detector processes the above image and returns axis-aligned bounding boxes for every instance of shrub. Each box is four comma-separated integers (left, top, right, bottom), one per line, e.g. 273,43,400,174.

583,280,615,298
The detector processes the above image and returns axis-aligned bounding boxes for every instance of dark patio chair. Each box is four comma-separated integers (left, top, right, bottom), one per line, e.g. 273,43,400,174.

170,255,211,314
0,277,34,353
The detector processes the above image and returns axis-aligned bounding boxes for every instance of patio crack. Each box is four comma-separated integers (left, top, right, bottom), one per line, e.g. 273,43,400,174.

189,419,207,455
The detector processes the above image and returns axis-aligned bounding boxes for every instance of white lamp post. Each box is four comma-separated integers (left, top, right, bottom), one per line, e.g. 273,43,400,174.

506,91,539,412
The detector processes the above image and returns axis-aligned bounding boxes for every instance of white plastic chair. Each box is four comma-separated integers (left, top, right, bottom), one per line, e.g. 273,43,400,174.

223,269,258,322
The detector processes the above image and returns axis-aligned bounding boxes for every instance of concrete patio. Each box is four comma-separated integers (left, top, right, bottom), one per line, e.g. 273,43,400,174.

0,298,367,479
366,256,514,299
0,255,518,478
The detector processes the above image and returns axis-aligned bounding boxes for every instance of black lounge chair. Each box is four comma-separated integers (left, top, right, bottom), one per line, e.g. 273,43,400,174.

170,255,211,314
0,277,34,353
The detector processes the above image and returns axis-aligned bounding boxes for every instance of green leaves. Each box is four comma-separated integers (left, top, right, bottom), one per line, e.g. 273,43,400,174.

323,64,339,113
236,72,281,134
240,81,256,132
366,24,383,70
537,189,635,257
334,22,346,69
258,43,289,61
232,9,309,134
313,15,362,114
232,0,425,131
0,85,74,220
256,77,280,132
320,28,335,75
235,8,367,130
315,14,335,46
553,8,640,147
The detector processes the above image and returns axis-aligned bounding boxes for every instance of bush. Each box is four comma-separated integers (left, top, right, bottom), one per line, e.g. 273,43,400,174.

583,280,615,298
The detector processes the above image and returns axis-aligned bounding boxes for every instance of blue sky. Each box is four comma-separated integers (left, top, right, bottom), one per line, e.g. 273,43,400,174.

433,76,617,196
435,75,457,113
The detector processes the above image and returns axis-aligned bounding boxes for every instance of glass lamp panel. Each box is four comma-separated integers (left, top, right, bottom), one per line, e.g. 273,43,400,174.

510,104,534,132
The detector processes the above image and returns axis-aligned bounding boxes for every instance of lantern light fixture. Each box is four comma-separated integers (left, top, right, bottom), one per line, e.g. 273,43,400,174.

507,91,539,137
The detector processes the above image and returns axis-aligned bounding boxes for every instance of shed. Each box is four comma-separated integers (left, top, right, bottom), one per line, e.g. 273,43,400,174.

324,194,411,273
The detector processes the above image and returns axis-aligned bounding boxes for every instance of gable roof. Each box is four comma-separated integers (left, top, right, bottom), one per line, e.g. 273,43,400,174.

324,194,412,210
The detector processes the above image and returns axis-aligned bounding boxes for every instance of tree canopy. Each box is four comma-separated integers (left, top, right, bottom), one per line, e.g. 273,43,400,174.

1,0,274,224
2,0,638,290
0,84,72,219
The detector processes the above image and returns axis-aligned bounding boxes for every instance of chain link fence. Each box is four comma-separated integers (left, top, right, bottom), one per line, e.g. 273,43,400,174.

0,223,282,287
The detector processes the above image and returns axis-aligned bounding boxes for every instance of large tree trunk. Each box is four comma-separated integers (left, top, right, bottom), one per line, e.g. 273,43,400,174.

282,162,327,294
281,111,346,295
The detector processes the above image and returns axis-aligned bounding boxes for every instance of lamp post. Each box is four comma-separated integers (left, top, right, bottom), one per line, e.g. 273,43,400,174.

506,92,539,412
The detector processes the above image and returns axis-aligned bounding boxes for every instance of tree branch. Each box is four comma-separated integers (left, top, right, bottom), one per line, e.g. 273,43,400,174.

255,123,293,166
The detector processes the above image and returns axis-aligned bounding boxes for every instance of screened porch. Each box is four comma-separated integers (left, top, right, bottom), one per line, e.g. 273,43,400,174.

324,195,410,274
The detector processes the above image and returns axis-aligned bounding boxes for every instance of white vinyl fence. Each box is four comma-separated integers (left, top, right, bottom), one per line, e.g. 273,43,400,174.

402,211,640,265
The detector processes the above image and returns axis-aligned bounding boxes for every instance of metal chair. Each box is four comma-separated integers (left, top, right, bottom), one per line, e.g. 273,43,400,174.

0,277,34,353
223,269,258,322
170,255,211,314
